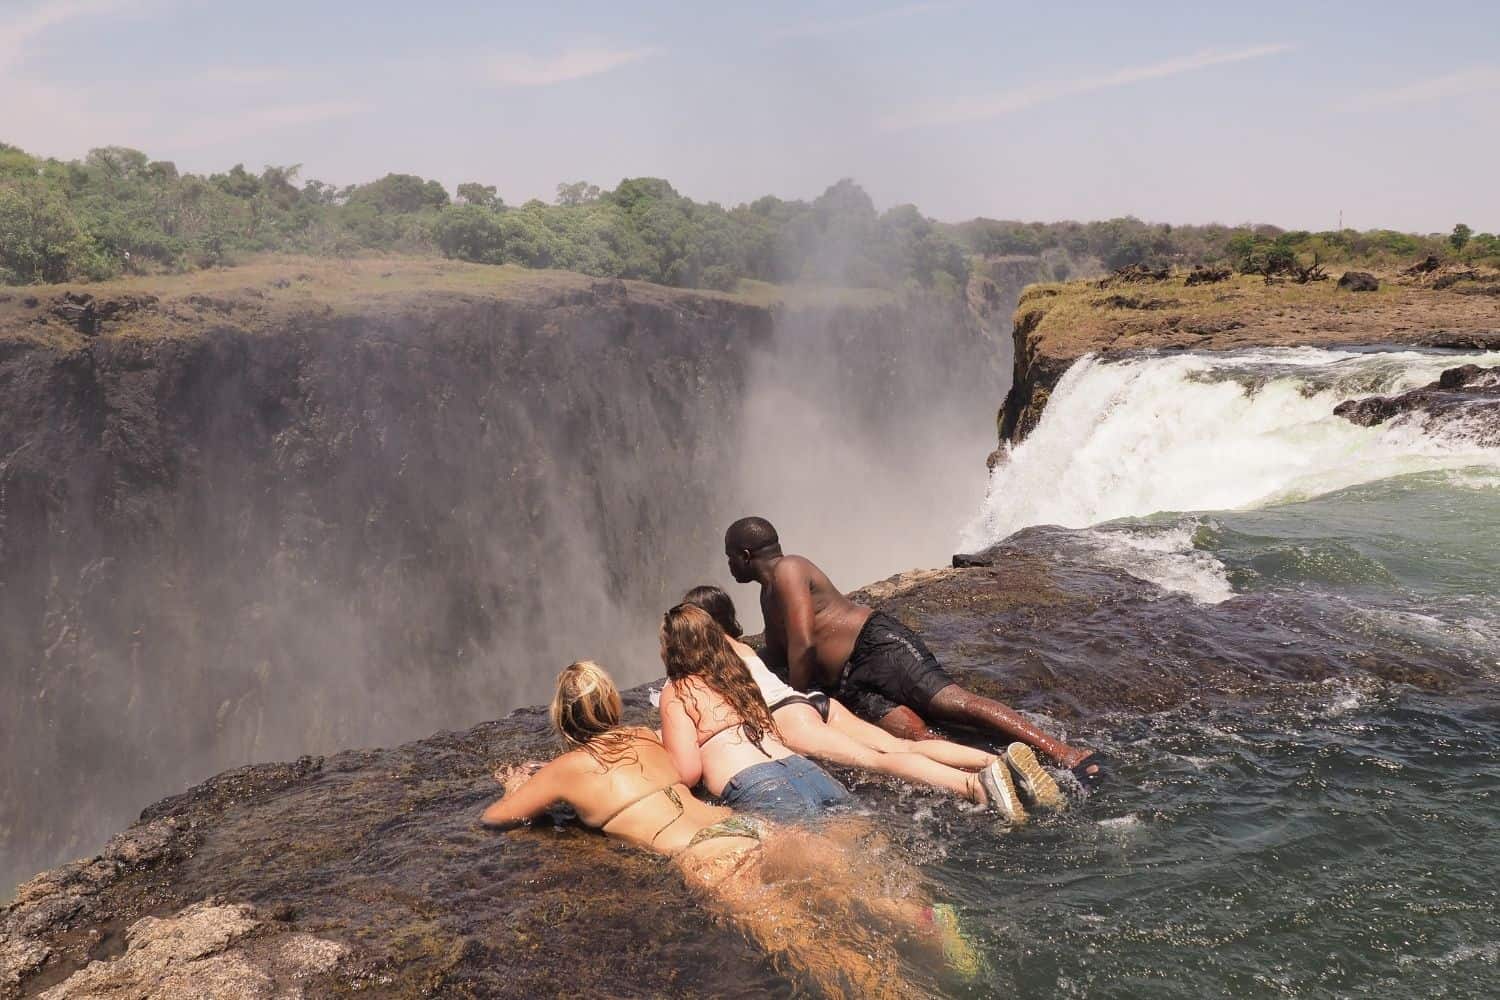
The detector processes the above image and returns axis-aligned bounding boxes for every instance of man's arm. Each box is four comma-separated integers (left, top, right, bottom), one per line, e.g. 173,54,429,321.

774,560,821,691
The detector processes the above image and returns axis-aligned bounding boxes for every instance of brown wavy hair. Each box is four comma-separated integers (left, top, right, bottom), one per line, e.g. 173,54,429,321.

681,585,743,639
549,660,640,765
660,603,778,752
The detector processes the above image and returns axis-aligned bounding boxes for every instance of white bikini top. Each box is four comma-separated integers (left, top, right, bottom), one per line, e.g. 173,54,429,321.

738,649,798,706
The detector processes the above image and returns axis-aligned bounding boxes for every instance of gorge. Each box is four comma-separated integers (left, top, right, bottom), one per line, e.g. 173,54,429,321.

4,259,1499,999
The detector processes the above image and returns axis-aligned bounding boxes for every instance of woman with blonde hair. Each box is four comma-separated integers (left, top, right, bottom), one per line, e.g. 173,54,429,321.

481,659,981,997
677,585,1026,818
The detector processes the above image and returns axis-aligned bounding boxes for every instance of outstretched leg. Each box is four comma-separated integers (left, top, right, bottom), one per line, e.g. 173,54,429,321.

776,705,986,803
684,836,929,998
925,683,1098,778
873,704,941,741
825,700,994,770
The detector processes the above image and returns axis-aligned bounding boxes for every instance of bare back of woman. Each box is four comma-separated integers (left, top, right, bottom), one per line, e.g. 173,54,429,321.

480,660,982,997
659,674,796,795
660,605,855,821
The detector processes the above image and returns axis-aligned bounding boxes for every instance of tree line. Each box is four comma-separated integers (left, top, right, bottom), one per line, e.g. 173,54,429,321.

4,141,1493,292
0,143,968,293
950,217,1499,282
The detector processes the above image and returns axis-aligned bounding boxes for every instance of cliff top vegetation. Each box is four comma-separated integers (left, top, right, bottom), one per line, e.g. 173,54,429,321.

0,255,902,352
1011,263,1500,363
951,217,1500,284
0,142,967,295
6,142,1497,301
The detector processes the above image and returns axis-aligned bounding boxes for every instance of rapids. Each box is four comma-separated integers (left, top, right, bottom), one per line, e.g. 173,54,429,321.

937,346,1500,996
964,347,1500,551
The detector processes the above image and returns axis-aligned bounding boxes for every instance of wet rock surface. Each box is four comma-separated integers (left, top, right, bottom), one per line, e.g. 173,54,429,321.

1334,363,1500,444
4,526,1492,997
0,695,782,998
35,902,345,1000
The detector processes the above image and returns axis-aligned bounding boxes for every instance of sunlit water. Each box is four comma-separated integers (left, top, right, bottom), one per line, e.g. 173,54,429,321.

924,347,1500,997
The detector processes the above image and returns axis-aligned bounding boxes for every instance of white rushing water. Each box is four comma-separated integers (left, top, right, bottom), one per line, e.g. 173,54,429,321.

960,347,1500,601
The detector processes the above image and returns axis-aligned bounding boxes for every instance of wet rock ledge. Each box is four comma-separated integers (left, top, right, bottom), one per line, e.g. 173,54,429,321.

1335,363,1500,444
5,536,1489,998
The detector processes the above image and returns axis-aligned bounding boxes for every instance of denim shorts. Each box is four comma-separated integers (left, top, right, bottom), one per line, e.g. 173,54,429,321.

719,755,852,821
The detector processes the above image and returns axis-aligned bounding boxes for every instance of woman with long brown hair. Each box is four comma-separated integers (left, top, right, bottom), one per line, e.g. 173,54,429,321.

679,585,1023,818
658,603,856,820
481,659,981,996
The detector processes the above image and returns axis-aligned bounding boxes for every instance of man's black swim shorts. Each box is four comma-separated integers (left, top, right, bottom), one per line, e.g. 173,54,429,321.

834,611,955,722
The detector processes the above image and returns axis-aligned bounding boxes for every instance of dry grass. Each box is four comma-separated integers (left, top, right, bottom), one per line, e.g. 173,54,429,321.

1016,269,1500,361
0,256,895,351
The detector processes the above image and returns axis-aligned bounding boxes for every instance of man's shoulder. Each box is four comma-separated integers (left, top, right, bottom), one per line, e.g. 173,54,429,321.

771,554,820,580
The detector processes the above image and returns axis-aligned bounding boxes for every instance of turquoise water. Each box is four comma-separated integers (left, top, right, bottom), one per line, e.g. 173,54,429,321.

930,694,1499,998
895,467,1499,997
933,343,1500,995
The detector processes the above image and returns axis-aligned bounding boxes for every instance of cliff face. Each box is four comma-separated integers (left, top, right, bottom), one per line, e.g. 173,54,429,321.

996,270,1500,445
0,259,1004,898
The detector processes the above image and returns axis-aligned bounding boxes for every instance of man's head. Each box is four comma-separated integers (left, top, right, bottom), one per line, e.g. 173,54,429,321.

724,516,781,583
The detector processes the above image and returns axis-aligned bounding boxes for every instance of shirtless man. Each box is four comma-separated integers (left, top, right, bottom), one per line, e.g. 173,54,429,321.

725,516,1104,789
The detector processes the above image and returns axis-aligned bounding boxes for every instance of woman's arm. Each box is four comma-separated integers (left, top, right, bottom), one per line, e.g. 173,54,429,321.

658,681,704,788
480,756,573,828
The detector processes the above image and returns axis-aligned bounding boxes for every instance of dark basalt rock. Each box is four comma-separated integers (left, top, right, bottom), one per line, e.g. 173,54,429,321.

6,525,1492,997
45,293,158,335
1184,265,1232,286
1334,363,1500,443
1337,271,1380,292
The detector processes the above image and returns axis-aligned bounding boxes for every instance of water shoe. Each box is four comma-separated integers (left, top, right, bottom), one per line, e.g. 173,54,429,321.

978,758,1027,825
1004,742,1066,811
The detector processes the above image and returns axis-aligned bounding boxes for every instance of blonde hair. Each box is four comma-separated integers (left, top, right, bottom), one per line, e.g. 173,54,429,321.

550,660,635,764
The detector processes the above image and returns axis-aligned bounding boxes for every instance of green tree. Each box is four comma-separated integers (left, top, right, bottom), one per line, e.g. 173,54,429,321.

0,177,104,282
555,181,600,206
1450,223,1472,250
456,183,500,208
346,173,450,214
433,205,505,262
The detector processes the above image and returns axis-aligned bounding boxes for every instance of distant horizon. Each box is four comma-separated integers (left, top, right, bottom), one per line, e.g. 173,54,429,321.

3,1,1497,232
3,136,1477,240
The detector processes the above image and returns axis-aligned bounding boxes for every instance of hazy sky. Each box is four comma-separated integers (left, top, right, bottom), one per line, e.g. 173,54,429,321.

3,0,1497,231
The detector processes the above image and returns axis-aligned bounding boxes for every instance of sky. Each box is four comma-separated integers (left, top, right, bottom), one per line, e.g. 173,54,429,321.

2,0,1498,232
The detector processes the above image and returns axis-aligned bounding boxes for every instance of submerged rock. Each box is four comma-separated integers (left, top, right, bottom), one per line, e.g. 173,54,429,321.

1334,363,1500,444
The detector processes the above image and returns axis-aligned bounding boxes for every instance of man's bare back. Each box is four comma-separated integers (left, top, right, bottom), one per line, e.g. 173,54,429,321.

722,516,870,690
757,556,871,691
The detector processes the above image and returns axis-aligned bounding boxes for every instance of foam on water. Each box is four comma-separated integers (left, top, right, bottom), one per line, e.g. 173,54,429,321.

1076,521,1235,604
963,347,1500,552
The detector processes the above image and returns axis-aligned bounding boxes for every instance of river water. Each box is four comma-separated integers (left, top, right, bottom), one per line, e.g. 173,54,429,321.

933,347,1500,997
10,347,1498,998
